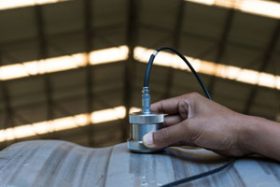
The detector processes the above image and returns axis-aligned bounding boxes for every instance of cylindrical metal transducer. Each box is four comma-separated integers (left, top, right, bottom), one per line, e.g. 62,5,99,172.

128,112,164,153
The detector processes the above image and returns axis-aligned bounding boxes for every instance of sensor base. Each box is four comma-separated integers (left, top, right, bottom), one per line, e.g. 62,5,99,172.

128,112,164,153
127,140,160,153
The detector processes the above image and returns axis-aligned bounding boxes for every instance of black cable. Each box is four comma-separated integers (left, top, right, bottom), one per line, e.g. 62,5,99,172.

160,160,234,187
143,47,211,100
144,47,235,186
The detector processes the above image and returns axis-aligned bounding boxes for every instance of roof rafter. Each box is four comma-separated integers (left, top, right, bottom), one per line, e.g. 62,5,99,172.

0,82,13,128
207,9,235,98
34,5,57,139
123,0,139,141
83,0,95,146
163,0,186,99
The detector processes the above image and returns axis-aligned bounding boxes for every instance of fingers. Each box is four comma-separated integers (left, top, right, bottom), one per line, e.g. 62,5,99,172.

151,95,184,114
145,93,202,149
151,93,198,115
164,115,181,127
143,120,191,149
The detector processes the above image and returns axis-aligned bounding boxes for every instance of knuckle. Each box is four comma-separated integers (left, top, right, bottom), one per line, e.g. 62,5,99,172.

178,100,189,118
187,92,200,99
182,92,201,111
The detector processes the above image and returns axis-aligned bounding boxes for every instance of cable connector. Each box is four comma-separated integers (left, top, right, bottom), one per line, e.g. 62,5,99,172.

142,87,151,114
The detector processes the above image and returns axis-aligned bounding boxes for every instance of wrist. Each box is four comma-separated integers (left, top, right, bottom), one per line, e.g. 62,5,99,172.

237,114,261,155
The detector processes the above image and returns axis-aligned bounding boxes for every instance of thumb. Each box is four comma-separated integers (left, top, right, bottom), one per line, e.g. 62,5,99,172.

143,122,186,149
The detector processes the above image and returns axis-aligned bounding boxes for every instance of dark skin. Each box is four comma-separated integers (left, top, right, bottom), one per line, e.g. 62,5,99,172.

143,92,280,161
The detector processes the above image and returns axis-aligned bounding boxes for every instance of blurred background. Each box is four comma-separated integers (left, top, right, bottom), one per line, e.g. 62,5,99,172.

0,0,279,149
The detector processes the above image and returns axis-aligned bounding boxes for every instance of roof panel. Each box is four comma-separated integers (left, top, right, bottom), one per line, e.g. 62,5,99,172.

48,32,85,56
250,105,277,119
228,12,277,50
94,27,126,49
8,79,45,109
7,78,44,98
93,0,126,28
254,89,279,109
44,1,84,36
222,43,261,69
266,52,280,75
138,28,172,48
51,68,86,92
183,2,227,40
1,40,39,65
213,78,250,102
0,7,36,43
16,105,46,124
140,0,178,30
179,34,216,58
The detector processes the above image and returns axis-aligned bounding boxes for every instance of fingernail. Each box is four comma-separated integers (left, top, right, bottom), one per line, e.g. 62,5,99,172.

143,132,154,147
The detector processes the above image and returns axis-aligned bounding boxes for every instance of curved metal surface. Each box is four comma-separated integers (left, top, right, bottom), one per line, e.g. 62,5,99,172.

0,140,280,187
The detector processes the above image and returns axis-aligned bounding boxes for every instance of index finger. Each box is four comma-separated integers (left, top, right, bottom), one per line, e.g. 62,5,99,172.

151,95,183,114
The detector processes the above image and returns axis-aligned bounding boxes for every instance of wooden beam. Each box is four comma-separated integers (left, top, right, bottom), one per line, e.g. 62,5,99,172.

207,9,235,97
34,6,59,140
163,0,186,99
83,0,95,146
123,0,139,141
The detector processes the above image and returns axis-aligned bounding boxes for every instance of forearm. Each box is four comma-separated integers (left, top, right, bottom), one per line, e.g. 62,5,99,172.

240,115,280,161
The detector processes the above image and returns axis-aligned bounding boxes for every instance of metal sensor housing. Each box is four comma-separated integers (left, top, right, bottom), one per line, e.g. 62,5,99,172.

128,87,164,153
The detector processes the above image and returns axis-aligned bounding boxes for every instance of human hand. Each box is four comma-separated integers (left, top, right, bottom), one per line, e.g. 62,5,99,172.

143,92,251,157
